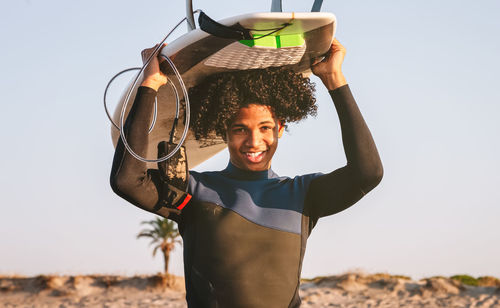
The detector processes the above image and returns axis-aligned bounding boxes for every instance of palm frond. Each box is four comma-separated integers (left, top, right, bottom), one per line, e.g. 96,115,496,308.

152,245,160,257
137,217,181,256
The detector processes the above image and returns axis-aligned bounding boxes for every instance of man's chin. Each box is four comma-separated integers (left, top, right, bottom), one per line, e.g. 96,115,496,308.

233,159,270,172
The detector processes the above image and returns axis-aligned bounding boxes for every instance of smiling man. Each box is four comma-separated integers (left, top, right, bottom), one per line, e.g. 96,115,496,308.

227,103,282,170
111,39,383,308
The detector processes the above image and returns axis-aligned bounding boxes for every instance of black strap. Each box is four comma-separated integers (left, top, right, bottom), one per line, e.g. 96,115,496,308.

271,0,282,12
156,141,191,210
198,11,253,40
311,0,323,12
155,182,190,210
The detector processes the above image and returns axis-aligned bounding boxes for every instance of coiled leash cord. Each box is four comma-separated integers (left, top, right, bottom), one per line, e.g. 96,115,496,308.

104,10,201,163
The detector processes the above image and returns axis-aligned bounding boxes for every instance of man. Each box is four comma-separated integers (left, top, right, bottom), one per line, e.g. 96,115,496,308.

111,39,383,307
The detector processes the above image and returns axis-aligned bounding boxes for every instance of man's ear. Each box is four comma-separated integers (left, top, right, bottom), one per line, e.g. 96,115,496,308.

278,121,285,138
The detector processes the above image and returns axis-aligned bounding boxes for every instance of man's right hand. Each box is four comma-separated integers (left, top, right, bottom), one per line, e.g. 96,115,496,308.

140,44,168,91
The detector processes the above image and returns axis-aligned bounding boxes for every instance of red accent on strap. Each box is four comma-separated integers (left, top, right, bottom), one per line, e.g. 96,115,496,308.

176,194,192,210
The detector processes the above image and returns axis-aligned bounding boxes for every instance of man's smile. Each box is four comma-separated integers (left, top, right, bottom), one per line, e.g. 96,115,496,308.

243,150,267,163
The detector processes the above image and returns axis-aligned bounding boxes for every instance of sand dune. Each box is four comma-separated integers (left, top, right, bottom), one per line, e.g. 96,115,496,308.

300,273,500,307
1,273,499,307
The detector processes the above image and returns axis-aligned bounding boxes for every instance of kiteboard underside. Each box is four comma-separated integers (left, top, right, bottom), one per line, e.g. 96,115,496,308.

112,12,336,169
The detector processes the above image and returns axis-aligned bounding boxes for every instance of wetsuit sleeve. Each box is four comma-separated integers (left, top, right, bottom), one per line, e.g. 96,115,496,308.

110,86,181,221
304,85,383,222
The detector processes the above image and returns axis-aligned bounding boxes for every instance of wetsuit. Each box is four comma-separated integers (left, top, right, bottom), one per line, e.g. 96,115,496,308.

110,85,383,308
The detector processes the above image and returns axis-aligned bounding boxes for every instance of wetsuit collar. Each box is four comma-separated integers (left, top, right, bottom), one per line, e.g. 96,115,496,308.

222,162,278,180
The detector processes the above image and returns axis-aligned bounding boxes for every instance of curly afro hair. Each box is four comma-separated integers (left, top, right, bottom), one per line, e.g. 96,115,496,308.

188,67,317,140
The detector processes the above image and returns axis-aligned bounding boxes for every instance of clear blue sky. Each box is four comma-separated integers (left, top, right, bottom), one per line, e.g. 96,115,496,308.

1,0,499,279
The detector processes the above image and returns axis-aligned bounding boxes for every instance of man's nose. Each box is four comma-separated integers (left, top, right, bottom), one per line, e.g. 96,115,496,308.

245,130,263,148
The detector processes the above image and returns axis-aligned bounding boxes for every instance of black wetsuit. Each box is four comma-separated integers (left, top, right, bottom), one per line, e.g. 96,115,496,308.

111,85,382,308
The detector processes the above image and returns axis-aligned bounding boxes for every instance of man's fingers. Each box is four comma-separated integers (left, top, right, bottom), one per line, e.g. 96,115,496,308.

312,56,325,66
141,44,162,61
331,39,346,54
157,44,168,63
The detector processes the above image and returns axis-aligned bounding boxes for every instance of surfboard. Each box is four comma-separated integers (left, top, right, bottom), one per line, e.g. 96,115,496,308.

111,12,336,169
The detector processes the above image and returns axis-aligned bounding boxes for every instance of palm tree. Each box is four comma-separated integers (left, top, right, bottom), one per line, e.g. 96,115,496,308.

137,217,182,275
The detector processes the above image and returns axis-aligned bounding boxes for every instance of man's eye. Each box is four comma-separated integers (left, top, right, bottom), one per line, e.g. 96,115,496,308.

233,128,246,134
261,126,272,131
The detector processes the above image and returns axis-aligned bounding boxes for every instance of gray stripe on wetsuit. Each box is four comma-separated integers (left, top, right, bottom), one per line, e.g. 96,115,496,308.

188,163,322,234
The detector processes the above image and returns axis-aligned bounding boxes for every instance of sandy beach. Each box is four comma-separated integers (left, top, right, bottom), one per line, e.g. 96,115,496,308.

1,273,500,307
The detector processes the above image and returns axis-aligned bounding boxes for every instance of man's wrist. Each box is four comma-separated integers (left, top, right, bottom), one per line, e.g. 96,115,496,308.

141,79,161,92
319,72,347,91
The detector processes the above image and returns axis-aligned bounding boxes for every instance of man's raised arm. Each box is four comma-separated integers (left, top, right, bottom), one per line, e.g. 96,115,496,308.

306,39,383,220
110,45,182,219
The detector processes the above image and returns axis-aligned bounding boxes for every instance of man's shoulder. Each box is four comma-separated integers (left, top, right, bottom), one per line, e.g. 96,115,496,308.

290,172,324,182
187,169,226,187
290,172,324,187
188,169,222,179
272,172,324,191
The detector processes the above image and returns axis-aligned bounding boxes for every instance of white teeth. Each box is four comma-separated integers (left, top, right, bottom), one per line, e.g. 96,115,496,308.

246,152,263,157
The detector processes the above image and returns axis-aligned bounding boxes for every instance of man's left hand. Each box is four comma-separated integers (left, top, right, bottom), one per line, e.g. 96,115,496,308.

312,38,347,91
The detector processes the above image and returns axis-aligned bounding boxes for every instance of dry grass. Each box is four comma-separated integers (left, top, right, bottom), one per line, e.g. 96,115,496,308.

478,276,500,287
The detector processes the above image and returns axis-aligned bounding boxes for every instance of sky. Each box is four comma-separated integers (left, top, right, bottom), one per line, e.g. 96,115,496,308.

0,0,499,280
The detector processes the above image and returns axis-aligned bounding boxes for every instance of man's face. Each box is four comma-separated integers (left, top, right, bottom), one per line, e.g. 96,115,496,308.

226,104,284,171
